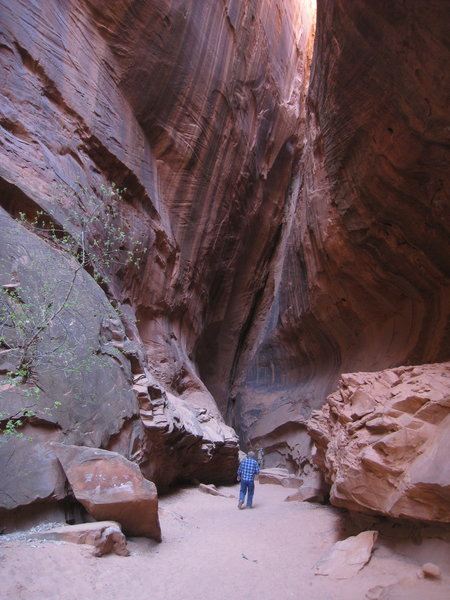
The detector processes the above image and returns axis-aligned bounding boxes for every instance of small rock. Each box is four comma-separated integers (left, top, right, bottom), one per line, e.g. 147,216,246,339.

366,585,385,600
420,562,441,579
92,525,129,557
284,486,325,503
198,483,220,496
28,521,129,557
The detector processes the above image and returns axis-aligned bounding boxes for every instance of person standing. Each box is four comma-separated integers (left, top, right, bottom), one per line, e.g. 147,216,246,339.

237,450,260,509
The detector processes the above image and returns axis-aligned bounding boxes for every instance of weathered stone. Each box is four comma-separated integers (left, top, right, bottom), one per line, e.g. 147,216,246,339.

259,468,303,488
308,363,450,523
314,530,378,579
0,439,66,511
52,444,161,541
134,379,239,492
29,521,129,557
0,0,449,534
284,467,328,503
198,484,233,499
419,562,441,580
285,487,325,504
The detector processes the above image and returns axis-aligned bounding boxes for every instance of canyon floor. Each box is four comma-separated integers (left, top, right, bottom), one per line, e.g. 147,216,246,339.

1,482,449,600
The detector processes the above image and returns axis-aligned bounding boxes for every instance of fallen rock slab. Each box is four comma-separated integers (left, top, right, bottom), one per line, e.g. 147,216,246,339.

52,444,161,541
259,468,303,488
285,467,328,503
29,521,129,557
285,486,325,503
418,562,441,580
315,530,378,579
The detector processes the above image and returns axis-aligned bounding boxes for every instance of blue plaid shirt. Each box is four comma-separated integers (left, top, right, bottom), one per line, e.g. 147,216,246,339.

237,457,260,482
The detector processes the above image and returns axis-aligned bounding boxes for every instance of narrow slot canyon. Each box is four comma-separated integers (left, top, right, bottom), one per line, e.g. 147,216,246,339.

0,1,449,598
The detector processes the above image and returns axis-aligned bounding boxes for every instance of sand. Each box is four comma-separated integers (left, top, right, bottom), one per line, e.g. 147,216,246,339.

1,482,449,600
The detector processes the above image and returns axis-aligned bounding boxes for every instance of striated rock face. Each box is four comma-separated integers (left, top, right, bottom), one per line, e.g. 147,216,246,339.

0,0,449,530
0,0,313,525
233,0,450,472
308,362,450,523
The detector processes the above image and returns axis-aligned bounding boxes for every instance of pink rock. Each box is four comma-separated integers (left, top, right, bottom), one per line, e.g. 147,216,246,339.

314,530,378,579
308,363,450,523
29,521,130,557
52,444,161,541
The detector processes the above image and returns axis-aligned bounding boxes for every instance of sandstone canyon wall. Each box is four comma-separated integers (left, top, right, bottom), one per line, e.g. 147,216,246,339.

0,0,315,527
0,0,449,529
233,0,450,475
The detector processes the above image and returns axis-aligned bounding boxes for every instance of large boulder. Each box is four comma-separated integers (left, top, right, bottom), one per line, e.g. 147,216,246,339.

132,375,239,492
52,444,161,541
308,362,450,522
0,440,66,512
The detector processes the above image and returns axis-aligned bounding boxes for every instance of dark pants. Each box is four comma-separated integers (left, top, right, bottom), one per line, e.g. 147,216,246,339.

239,480,255,507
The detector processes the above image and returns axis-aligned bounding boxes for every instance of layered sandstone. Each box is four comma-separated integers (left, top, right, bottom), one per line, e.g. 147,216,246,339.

0,0,449,531
0,0,314,526
308,362,450,523
234,0,450,469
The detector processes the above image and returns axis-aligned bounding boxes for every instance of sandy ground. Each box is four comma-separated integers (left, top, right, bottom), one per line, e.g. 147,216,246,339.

1,482,449,600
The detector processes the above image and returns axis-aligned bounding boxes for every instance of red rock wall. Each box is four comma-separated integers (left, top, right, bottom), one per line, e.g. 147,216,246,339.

0,0,314,518
1,0,449,520
234,0,450,468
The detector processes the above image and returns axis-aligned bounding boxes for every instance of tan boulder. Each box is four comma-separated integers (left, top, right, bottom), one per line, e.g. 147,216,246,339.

418,562,441,580
259,468,303,488
308,362,450,522
314,530,378,579
52,444,161,541
285,467,328,502
29,521,129,557
285,486,325,503
367,577,449,600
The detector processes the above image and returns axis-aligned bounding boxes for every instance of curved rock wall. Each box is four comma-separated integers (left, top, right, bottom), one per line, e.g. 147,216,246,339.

234,0,450,469
0,0,314,524
0,0,449,527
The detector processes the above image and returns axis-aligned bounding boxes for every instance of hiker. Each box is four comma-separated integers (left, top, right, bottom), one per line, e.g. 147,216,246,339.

237,450,260,509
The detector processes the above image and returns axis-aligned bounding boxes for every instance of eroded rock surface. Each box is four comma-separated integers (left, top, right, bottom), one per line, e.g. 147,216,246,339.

308,362,450,523
52,444,161,541
234,0,450,469
0,0,449,530
0,0,313,522
29,521,130,557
